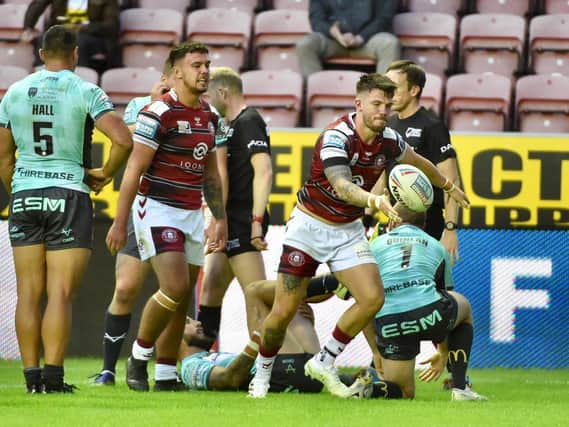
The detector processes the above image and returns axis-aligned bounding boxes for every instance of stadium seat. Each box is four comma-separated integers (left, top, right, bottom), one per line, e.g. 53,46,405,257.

120,8,184,69
0,65,28,100
205,0,258,15
241,69,303,127
459,14,526,78
138,0,189,14
75,66,99,85
186,8,252,71
529,14,569,76
0,4,40,71
473,0,531,16
100,67,162,116
254,9,310,72
515,74,569,133
544,0,569,14
420,73,444,116
407,0,466,16
393,12,457,78
445,73,512,131
272,0,309,10
306,70,362,128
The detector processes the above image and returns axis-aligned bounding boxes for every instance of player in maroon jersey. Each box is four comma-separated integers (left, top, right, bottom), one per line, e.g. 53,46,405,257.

248,73,469,398
106,42,227,392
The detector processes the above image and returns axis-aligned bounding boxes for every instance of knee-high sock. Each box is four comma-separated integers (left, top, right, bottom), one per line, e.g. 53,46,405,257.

448,322,473,390
102,312,131,373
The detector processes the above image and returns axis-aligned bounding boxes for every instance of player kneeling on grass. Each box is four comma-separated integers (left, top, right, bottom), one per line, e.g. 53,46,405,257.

178,279,323,393
348,203,487,401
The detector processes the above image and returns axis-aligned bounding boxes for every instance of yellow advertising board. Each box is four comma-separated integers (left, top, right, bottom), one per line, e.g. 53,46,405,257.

1,130,568,229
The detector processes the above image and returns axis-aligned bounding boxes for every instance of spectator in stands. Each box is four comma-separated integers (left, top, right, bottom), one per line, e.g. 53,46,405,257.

296,0,400,78
20,0,120,72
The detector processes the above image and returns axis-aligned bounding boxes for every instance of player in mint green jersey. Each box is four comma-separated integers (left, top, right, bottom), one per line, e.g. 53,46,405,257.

0,25,132,394
348,203,486,401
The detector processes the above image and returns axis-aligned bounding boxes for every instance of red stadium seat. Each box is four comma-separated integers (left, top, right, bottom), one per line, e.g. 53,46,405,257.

306,70,362,128
0,65,28,100
120,8,184,69
186,8,252,71
272,0,309,10
420,73,444,116
393,12,457,78
407,0,466,16
74,66,99,85
0,4,41,71
474,0,531,16
529,14,569,76
241,69,303,127
445,73,512,131
138,0,189,14
460,14,526,78
544,0,569,14
254,10,310,72
515,74,569,133
100,67,162,115
205,0,258,15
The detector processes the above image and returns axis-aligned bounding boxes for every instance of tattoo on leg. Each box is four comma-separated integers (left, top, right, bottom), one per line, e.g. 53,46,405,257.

263,327,285,350
282,274,302,294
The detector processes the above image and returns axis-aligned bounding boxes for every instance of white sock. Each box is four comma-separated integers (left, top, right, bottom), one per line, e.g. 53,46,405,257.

155,363,178,381
132,340,154,361
317,335,347,367
254,354,276,382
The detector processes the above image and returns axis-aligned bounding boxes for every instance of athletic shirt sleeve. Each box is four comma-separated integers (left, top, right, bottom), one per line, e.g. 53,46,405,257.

383,128,408,162
425,120,456,165
320,129,350,168
84,83,115,121
0,88,11,128
123,96,150,126
237,113,270,156
132,100,169,151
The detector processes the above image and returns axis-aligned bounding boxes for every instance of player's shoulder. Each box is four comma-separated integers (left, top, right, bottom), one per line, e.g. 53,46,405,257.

142,99,171,118
413,107,446,129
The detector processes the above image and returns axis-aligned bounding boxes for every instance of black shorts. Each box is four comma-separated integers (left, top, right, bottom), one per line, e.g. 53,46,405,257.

269,353,323,393
225,207,269,258
118,212,140,259
9,187,93,250
374,291,458,361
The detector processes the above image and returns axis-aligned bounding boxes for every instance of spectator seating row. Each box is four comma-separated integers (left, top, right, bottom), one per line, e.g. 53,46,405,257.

3,65,565,133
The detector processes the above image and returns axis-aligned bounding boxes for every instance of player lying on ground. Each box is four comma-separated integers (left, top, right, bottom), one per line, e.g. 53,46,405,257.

179,308,322,393
346,203,486,401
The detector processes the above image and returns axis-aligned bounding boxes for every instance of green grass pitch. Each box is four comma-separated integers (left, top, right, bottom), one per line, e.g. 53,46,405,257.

1,359,568,427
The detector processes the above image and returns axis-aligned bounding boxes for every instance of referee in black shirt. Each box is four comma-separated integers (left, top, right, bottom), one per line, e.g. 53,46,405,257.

386,60,462,264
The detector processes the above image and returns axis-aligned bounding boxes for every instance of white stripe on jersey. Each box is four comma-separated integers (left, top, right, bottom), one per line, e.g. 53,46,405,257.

134,134,159,150
147,101,170,116
321,147,348,161
334,120,354,136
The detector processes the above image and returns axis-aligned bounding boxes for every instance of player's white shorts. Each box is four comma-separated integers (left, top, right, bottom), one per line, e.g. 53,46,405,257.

281,206,375,274
132,195,205,265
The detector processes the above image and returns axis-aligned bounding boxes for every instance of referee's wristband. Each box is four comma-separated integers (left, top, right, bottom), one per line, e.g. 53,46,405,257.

251,214,264,224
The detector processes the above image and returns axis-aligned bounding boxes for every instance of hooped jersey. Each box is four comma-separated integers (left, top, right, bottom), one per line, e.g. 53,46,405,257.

0,69,114,194
133,89,218,210
297,113,407,223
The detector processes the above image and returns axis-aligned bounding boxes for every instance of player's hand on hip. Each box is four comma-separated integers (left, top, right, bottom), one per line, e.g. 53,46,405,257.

106,222,127,256
418,351,448,383
86,168,112,194
441,230,460,264
250,222,268,251
371,189,401,224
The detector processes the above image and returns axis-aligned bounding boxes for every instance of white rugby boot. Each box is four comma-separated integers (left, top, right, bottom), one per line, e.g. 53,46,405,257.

451,387,488,401
304,355,350,398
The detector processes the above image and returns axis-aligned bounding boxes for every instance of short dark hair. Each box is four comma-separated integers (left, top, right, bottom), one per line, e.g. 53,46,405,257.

386,60,426,99
209,67,243,94
168,42,209,66
394,203,426,228
356,73,397,98
41,25,77,58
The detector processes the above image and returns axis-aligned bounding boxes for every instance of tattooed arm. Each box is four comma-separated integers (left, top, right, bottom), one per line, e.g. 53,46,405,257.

203,150,227,252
